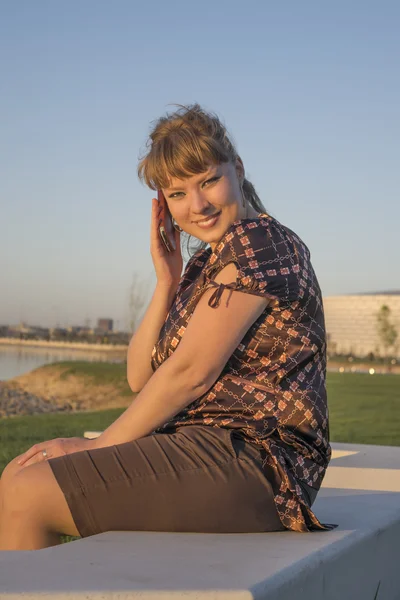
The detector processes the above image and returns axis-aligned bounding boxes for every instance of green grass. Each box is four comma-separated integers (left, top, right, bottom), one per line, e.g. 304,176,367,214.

0,409,124,472
326,372,400,446
41,360,132,395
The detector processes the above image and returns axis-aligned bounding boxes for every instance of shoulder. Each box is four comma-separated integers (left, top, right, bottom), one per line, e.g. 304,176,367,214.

209,214,308,267
204,214,313,304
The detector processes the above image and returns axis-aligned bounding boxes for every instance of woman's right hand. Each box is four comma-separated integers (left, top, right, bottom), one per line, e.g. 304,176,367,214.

150,197,183,289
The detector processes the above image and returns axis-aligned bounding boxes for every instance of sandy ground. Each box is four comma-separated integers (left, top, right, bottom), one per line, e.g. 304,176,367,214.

2,365,134,413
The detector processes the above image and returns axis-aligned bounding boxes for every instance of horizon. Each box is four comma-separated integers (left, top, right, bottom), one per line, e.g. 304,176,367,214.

2,287,399,331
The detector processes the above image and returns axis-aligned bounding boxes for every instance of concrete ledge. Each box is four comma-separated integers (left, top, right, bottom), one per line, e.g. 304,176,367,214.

1,442,399,599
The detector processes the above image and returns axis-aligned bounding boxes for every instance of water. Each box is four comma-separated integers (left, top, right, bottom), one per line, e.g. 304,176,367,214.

0,345,125,381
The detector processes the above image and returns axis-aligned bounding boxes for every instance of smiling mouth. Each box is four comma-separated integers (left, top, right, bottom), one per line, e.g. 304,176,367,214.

194,211,221,226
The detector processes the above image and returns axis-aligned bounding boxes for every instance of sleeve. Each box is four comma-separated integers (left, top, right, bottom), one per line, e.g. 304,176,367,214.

202,217,302,309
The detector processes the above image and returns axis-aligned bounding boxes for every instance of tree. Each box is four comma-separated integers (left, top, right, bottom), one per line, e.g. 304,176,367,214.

128,272,150,333
376,304,398,362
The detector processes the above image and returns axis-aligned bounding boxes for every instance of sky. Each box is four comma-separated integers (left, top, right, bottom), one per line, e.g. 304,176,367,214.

1,1,399,330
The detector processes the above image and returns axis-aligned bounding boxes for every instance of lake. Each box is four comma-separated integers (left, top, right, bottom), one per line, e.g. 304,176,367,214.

0,345,125,381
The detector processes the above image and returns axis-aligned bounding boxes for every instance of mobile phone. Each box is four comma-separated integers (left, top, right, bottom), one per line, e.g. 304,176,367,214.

157,190,175,252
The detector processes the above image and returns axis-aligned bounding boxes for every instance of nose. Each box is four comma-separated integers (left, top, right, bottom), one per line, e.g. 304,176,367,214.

190,189,212,215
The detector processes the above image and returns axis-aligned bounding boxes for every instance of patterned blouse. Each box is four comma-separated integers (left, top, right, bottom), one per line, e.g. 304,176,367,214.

151,213,337,532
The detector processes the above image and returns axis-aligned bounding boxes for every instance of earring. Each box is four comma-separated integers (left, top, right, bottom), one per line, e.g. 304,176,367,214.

172,220,182,232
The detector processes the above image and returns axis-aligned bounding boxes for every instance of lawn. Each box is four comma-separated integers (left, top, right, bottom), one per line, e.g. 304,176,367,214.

0,408,124,472
53,360,130,389
326,372,399,446
39,360,132,396
0,371,398,472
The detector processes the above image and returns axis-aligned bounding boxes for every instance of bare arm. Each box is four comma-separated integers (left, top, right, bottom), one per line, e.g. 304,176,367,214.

127,282,177,392
94,263,269,448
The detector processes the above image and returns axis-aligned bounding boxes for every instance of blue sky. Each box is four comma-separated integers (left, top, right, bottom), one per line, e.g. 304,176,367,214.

1,1,399,329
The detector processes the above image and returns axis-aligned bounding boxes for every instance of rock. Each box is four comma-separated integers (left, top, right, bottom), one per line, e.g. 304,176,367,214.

0,381,74,418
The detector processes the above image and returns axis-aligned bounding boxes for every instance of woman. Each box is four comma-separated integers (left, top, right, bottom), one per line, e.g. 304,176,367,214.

0,104,336,550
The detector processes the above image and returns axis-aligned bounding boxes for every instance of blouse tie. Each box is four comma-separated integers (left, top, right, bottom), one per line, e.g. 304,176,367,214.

206,280,238,308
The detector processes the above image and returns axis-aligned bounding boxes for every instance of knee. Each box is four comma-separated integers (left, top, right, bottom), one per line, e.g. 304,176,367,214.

1,456,23,490
1,459,30,512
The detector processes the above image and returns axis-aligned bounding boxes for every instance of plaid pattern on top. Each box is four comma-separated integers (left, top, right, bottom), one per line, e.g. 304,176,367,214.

151,214,337,532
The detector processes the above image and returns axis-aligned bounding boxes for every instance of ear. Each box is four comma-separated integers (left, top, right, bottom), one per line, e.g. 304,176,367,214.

235,156,245,184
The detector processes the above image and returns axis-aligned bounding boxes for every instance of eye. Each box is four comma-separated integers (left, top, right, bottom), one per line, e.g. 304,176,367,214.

168,176,220,198
203,176,220,187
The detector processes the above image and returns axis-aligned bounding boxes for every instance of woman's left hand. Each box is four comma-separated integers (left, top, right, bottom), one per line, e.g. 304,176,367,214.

17,437,97,468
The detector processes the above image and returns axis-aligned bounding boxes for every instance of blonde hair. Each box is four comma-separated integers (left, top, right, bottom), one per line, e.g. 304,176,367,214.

138,104,266,254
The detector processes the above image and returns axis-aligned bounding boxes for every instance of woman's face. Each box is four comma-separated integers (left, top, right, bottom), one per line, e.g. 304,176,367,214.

163,160,258,250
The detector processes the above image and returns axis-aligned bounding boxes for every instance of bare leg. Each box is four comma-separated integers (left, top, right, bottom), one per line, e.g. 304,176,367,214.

0,457,23,535
0,458,80,550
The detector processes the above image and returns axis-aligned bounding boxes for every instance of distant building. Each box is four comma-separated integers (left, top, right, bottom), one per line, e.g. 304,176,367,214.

49,327,68,339
323,292,400,358
68,326,92,335
97,318,113,333
10,322,50,339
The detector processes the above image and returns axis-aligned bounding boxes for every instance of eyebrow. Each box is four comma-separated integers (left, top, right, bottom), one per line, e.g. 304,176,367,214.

165,169,216,191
